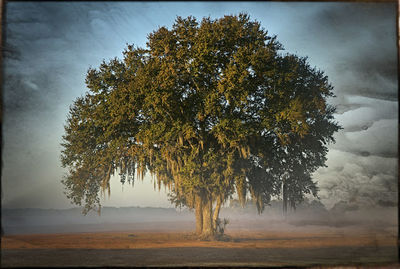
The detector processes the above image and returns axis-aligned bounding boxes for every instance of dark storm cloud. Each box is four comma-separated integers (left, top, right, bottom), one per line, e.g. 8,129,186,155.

307,3,398,162
4,72,61,115
299,3,398,209
3,2,128,118
3,2,160,119
311,3,397,102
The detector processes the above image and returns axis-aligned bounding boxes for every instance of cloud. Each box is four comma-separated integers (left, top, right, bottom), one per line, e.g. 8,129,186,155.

314,149,397,209
329,93,397,164
3,72,62,117
345,119,397,157
311,3,397,101
331,118,397,159
4,2,163,117
313,3,400,213
334,96,397,129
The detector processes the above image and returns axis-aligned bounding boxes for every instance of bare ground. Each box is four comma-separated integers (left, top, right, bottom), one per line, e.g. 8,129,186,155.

2,246,398,267
1,223,398,267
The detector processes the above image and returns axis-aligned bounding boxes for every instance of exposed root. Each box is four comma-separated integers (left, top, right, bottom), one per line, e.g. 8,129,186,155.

197,232,233,241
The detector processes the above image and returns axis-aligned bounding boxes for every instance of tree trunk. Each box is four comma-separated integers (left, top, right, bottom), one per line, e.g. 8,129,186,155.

194,194,203,235
201,197,214,237
282,181,287,214
212,196,222,230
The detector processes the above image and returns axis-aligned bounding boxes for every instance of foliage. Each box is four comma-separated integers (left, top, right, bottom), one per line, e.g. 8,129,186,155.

61,14,340,235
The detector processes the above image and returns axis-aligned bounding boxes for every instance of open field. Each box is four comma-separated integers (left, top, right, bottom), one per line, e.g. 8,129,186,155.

1,223,398,267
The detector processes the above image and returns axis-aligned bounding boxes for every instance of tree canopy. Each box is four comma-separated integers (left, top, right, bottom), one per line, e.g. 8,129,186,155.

61,14,340,238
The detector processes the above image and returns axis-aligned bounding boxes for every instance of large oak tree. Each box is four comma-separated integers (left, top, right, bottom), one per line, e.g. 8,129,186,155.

61,14,340,238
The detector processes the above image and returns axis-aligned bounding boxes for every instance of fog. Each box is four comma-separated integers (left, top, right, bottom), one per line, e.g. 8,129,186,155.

3,200,396,235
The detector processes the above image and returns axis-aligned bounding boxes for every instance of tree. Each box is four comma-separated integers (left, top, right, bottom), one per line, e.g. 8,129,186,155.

61,14,340,238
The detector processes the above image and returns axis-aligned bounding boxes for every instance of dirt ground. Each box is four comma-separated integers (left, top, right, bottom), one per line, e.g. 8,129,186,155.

1,224,398,267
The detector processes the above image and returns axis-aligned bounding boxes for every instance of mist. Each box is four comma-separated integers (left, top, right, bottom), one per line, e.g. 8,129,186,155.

3,199,396,236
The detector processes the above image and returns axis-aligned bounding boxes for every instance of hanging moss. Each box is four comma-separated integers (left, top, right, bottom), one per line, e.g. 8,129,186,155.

61,14,340,226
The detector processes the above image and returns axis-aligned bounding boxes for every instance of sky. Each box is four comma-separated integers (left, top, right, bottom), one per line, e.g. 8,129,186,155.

2,2,397,211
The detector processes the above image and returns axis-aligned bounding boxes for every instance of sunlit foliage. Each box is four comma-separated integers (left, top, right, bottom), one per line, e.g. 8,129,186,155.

61,14,340,237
